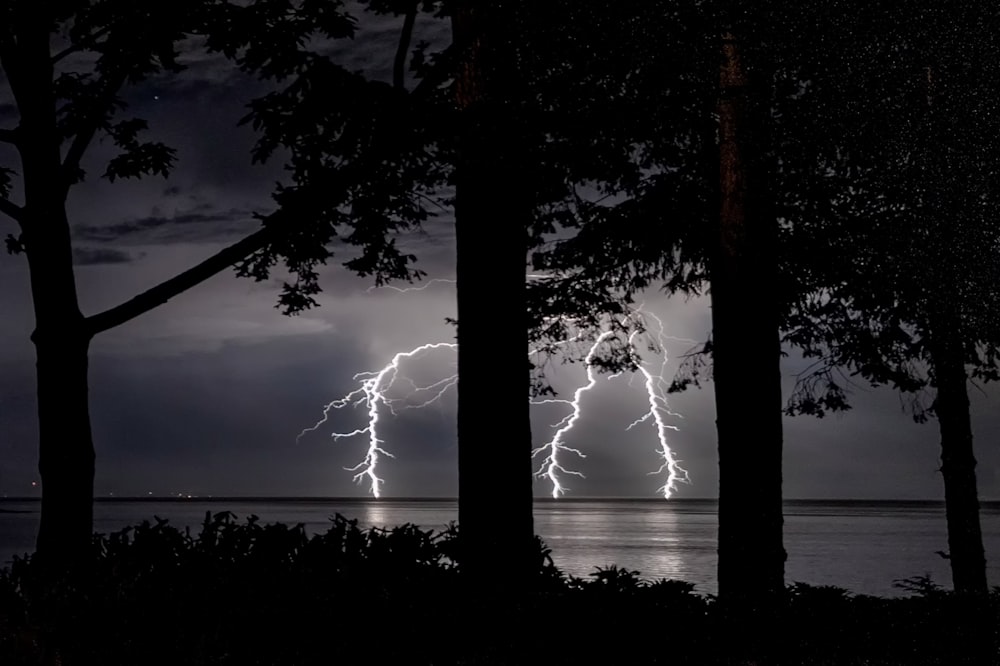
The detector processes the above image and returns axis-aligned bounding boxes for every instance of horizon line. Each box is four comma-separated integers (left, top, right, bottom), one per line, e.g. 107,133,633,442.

1,495,987,503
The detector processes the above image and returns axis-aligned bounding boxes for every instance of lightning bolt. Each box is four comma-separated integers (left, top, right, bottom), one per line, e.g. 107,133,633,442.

301,282,690,499
624,309,690,499
297,343,457,497
365,278,456,294
531,329,617,497
530,308,689,498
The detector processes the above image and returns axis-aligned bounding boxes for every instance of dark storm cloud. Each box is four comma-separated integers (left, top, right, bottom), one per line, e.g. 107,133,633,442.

72,247,136,266
74,206,257,244
159,57,247,93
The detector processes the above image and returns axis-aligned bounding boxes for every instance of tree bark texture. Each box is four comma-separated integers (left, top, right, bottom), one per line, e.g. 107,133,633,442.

452,2,535,591
929,317,988,594
921,63,988,597
7,12,96,569
712,30,786,610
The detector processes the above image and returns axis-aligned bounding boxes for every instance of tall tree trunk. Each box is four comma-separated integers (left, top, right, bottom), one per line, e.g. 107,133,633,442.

922,63,988,596
9,14,96,569
929,319,988,595
32,326,95,568
452,2,535,591
712,30,785,611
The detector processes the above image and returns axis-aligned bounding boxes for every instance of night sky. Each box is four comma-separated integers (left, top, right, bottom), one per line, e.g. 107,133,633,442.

1,8,999,500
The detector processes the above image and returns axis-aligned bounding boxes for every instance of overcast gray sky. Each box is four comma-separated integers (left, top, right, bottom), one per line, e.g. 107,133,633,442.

1,7,998,501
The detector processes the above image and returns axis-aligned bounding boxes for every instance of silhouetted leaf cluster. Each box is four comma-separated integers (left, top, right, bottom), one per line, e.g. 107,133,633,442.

203,0,454,313
4,233,23,255
771,1,1000,418
102,119,175,183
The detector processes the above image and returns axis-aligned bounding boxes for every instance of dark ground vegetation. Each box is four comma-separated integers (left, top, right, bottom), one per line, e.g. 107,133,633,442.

0,513,996,665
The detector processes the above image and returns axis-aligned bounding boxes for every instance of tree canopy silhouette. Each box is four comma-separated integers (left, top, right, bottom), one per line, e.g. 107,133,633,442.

518,1,789,613
776,0,1000,595
0,0,433,569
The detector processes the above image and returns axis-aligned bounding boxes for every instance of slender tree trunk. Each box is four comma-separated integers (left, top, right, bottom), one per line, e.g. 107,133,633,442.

711,30,785,611
452,2,535,590
921,63,988,596
929,321,988,595
9,15,96,569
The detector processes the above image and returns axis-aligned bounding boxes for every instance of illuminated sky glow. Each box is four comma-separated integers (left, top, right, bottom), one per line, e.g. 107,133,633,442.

301,302,688,498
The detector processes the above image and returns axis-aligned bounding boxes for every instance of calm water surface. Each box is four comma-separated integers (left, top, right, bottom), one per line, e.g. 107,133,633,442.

2,498,997,597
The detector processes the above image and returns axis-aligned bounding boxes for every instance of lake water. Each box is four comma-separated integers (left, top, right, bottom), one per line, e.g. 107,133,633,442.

2,498,998,597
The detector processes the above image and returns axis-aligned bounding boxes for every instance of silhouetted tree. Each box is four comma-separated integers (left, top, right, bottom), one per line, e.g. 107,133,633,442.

778,2,1000,596
222,0,543,589
0,0,425,569
711,22,786,610
527,0,1000,607
450,2,536,589
524,1,790,611
0,0,250,568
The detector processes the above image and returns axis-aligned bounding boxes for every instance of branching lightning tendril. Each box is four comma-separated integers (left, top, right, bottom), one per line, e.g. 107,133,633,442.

530,307,689,498
300,286,689,498
530,330,615,497
624,309,690,498
296,343,457,498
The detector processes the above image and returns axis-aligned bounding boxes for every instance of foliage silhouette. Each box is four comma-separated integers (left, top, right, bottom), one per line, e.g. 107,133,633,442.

516,0,1000,605
0,0,442,569
774,1,1000,595
0,514,997,665
512,1,790,609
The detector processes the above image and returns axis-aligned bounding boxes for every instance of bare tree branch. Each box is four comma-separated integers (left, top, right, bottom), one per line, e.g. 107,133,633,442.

393,1,419,91
51,25,113,64
85,225,279,336
0,196,24,223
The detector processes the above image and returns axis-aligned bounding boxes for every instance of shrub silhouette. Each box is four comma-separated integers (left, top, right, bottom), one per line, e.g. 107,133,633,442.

0,515,997,665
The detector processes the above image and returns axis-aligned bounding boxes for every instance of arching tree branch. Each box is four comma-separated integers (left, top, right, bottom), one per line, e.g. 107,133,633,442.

85,225,279,336
0,197,24,223
393,0,419,90
51,25,113,64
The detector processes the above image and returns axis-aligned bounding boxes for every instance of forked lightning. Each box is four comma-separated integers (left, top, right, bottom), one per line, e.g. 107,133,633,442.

299,288,688,498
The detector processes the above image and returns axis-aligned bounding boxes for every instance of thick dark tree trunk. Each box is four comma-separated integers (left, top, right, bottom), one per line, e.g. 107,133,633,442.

929,322,988,595
452,3,535,591
711,31,785,611
2,9,303,572
33,326,95,567
24,199,96,572
7,14,97,570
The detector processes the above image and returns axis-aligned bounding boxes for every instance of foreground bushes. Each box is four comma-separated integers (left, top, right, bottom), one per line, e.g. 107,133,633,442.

0,513,997,665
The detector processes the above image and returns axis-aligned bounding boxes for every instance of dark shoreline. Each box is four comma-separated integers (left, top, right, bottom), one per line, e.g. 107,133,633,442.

4,496,996,506
2,513,996,665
